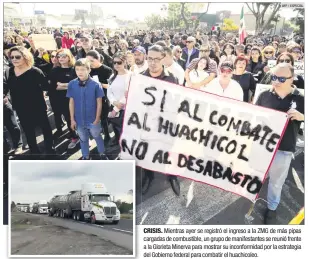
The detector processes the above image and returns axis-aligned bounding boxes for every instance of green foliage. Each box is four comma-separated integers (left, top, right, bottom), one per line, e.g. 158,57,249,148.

118,202,133,214
291,8,304,33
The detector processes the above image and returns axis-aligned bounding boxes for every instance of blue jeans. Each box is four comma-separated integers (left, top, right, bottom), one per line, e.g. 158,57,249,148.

267,150,293,210
77,122,105,158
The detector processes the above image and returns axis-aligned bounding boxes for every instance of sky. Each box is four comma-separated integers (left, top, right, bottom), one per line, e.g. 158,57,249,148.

10,161,134,204
17,2,298,21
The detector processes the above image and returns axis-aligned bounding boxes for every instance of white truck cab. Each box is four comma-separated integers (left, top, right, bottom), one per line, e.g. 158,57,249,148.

81,183,120,224
38,200,48,214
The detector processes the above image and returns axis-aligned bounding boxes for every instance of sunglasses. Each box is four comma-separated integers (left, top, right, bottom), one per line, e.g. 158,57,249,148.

113,61,123,65
278,59,291,63
220,68,232,74
177,50,182,53
10,55,22,60
51,55,57,58
200,49,210,52
264,51,273,55
81,38,90,42
271,75,292,83
57,54,68,58
186,41,193,43
292,49,301,53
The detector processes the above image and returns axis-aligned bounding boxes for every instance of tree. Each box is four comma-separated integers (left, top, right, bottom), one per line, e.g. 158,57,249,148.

11,201,16,210
222,18,239,31
144,14,164,30
291,8,304,34
246,3,281,34
118,202,133,214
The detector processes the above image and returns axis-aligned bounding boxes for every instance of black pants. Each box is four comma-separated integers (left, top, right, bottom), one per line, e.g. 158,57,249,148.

101,97,111,139
17,110,54,154
49,94,77,139
108,109,124,143
3,104,22,149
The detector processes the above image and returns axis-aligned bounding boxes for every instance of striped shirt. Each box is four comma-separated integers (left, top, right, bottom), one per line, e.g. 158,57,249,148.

187,58,217,76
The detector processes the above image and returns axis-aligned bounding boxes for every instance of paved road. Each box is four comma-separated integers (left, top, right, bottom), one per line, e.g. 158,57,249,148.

21,212,133,251
136,143,304,225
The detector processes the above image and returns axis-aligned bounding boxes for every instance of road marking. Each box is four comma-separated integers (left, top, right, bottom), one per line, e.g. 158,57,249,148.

166,215,180,224
112,228,133,234
186,181,194,208
139,212,148,225
291,167,304,194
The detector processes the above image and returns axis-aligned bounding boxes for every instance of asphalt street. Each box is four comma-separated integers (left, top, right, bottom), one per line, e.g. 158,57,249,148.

136,144,304,225
20,212,133,251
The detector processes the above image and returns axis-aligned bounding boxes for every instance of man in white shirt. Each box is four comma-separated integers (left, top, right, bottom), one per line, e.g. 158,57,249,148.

132,46,148,74
162,46,185,85
203,61,244,101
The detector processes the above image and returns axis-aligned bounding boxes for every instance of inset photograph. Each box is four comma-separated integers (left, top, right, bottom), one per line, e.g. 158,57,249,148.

9,161,135,256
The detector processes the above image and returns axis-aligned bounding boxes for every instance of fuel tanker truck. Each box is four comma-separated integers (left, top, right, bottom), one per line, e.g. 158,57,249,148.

49,183,120,224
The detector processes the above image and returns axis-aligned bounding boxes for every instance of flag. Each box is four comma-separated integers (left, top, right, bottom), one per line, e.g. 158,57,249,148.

239,6,247,44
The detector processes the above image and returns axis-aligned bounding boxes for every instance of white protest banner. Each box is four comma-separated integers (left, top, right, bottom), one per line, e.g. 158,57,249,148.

253,84,272,104
294,61,304,78
120,74,289,201
31,34,57,50
267,60,277,69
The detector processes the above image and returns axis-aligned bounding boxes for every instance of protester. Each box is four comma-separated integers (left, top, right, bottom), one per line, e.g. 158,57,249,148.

86,50,113,145
185,57,210,89
255,63,304,224
232,55,256,102
172,45,186,70
185,44,217,88
261,52,304,89
4,46,54,156
131,46,148,73
246,47,265,83
202,61,243,101
162,46,185,85
182,36,200,68
107,52,130,143
48,49,79,148
107,38,119,57
139,44,180,196
67,58,108,160
62,31,74,49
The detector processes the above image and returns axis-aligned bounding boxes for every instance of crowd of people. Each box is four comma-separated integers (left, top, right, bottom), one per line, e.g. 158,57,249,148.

3,26,304,224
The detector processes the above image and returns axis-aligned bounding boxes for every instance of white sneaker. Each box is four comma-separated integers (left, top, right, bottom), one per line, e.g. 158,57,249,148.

14,147,23,155
68,138,79,149
296,138,304,148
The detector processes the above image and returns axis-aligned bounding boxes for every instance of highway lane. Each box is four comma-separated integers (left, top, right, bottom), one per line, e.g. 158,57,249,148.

21,213,134,251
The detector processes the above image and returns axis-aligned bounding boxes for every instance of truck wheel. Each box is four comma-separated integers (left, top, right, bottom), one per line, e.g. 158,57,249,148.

112,220,119,224
90,213,96,224
73,211,76,220
76,211,80,221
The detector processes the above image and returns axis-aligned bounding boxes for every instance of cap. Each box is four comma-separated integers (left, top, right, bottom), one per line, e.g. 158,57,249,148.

187,36,195,42
220,61,233,71
132,46,146,55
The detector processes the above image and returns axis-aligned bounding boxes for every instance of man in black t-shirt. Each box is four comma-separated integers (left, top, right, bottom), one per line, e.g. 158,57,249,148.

140,45,181,196
256,63,304,225
86,50,113,144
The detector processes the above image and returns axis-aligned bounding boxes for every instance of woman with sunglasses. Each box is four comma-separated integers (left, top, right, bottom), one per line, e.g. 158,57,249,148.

246,47,265,83
172,45,186,70
261,46,276,74
287,44,303,62
48,49,79,149
260,52,304,89
185,57,209,89
232,55,256,102
107,39,119,57
4,46,54,156
107,52,131,143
